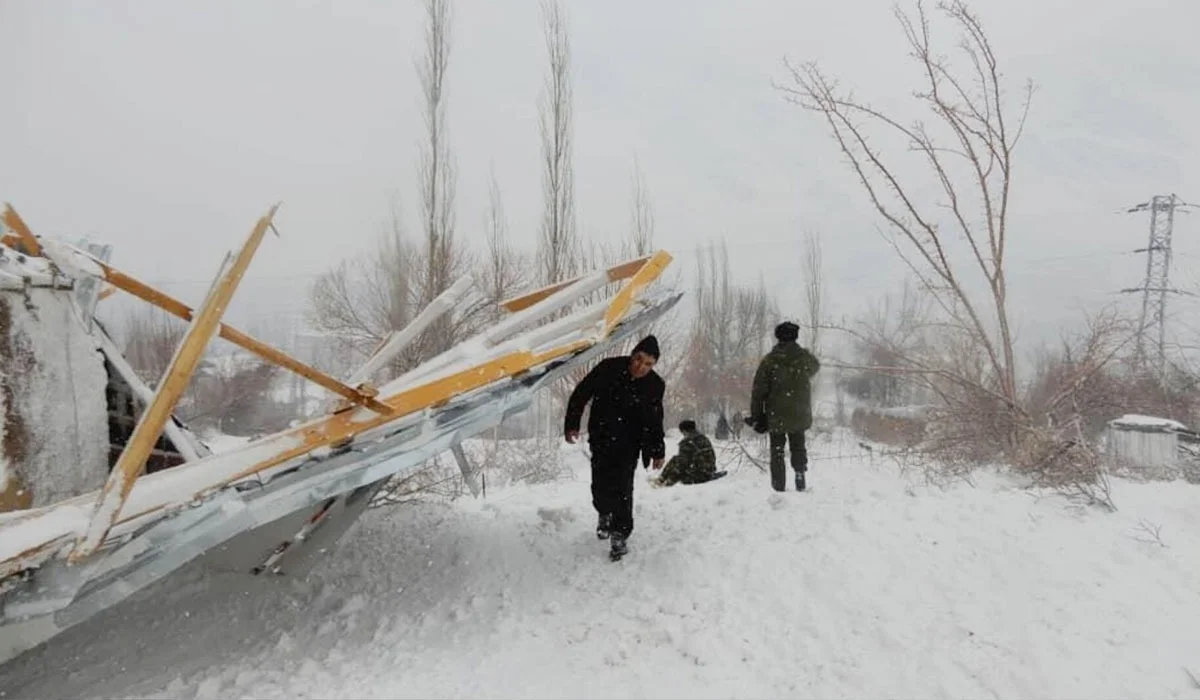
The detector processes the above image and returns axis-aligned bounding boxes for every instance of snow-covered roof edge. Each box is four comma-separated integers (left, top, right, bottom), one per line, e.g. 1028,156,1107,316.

1109,413,1191,433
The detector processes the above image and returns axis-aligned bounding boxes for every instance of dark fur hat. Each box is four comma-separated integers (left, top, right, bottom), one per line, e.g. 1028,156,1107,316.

631,335,660,360
774,321,800,342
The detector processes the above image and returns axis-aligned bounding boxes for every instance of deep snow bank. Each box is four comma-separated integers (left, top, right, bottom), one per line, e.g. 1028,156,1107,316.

3,433,1200,699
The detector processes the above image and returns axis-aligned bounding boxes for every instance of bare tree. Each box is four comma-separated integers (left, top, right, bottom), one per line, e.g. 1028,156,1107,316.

117,305,294,435
801,230,824,352
183,354,288,435
678,241,777,432
309,213,416,369
308,206,487,383
307,0,497,380
121,306,187,387
628,155,655,257
418,0,458,350
780,0,1033,452
537,0,578,286
480,167,527,322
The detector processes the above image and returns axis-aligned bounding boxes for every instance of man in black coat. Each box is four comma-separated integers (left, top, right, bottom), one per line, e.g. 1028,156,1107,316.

564,335,666,560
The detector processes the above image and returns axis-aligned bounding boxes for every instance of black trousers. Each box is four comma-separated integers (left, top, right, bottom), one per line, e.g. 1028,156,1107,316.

769,431,808,491
590,446,638,539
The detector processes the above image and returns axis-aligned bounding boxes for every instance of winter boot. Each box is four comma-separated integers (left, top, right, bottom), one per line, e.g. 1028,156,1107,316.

596,513,613,540
795,472,806,492
609,535,628,561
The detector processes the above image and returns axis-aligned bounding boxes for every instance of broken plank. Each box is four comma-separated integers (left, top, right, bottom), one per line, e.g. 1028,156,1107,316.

69,205,279,561
1,204,43,256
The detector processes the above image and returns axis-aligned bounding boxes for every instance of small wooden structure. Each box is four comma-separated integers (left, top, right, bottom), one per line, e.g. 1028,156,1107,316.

1105,414,1191,470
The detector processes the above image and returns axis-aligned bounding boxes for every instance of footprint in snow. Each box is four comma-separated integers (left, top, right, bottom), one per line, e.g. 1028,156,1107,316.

536,506,576,532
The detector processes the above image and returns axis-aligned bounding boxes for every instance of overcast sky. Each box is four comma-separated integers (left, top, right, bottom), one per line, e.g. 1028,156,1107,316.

2,0,1197,354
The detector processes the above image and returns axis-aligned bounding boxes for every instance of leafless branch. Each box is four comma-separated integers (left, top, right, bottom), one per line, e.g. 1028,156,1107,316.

778,0,1033,433
537,0,578,286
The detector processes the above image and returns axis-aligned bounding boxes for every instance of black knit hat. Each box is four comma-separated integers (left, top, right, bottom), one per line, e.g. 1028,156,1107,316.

679,419,697,433
775,321,800,342
631,335,660,360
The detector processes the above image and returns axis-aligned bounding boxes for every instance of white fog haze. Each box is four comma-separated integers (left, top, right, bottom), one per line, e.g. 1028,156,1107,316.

3,0,1197,349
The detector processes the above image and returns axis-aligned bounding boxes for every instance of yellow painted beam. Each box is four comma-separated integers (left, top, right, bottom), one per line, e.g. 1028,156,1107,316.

69,205,279,561
1,204,43,256
602,250,673,333
500,255,651,313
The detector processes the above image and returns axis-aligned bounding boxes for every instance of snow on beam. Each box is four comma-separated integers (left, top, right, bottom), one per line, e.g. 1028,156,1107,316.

38,239,394,416
602,250,673,334
482,268,611,346
69,205,279,561
365,254,670,403
368,267,613,400
499,255,651,313
517,302,609,354
345,275,476,390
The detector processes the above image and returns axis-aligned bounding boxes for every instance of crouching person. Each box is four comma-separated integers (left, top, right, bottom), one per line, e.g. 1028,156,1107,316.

657,420,725,486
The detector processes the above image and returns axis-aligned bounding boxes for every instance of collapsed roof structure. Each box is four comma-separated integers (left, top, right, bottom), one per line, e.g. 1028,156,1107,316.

0,203,680,662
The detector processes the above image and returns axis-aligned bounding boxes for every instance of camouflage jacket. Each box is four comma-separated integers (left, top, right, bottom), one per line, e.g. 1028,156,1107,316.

664,432,717,484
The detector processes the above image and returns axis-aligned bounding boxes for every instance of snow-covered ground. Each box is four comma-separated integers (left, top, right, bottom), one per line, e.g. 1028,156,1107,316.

3,431,1200,699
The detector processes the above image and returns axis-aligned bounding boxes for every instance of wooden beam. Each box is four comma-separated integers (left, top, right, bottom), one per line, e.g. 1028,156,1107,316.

1,204,43,256
499,255,651,313
41,240,393,416
602,250,673,334
70,206,279,561
218,325,392,415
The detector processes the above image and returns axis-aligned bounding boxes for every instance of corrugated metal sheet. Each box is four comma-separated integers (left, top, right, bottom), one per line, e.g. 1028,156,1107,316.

1107,425,1178,468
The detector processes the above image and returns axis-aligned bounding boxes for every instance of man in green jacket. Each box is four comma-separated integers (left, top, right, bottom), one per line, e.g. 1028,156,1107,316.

657,420,721,486
748,321,821,492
